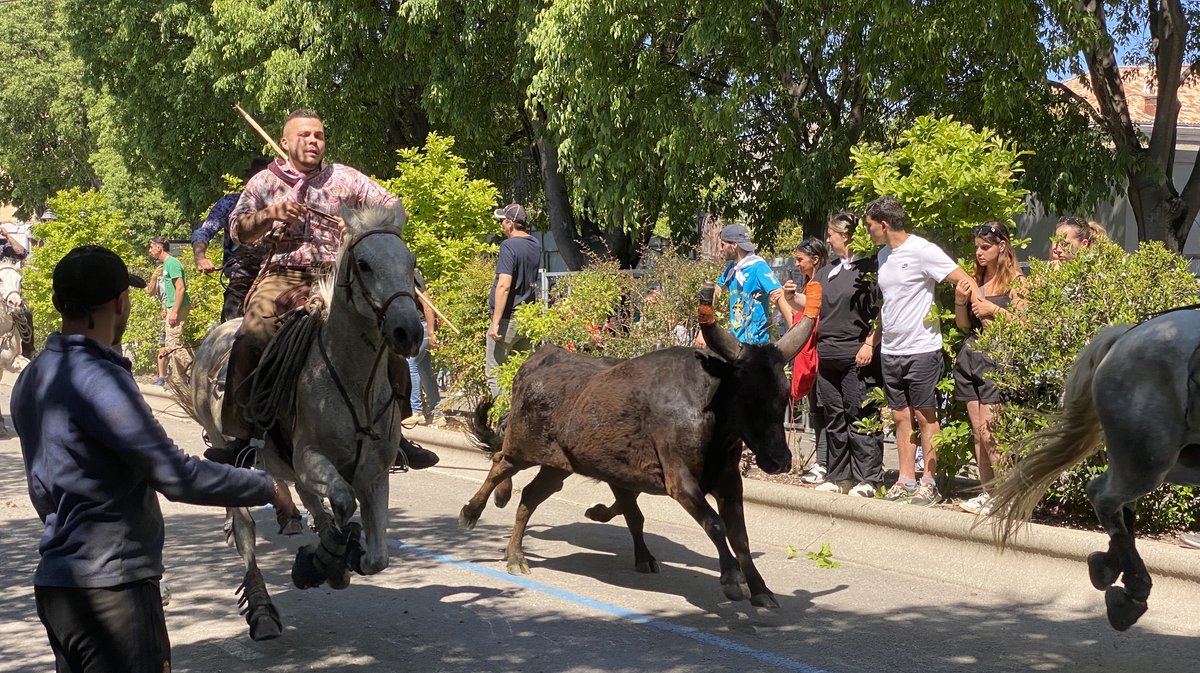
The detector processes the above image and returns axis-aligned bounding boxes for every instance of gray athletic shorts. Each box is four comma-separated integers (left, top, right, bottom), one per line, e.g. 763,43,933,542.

881,349,944,410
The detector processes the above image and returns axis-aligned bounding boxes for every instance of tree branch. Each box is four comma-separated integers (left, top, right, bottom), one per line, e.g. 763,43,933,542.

1147,0,1185,171
1077,0,1144,154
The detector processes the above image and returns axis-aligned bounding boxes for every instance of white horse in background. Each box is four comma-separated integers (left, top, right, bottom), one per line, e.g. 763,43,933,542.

0,261,31,437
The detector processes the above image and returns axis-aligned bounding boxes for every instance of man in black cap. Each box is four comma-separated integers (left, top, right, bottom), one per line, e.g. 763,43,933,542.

487,203,541,396
11,244,287,673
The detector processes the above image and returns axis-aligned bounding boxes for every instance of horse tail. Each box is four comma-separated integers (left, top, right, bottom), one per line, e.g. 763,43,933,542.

468,399,503,454
165,360,198,421
989,324,1132,547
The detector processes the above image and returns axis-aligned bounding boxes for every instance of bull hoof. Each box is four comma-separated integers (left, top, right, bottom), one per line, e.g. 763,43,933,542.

635,558,660,574
750,592,780,608
458,506,480,530
722,581,750,602
506,558,531,576
494,482,512,508
1104,586,1148,631
1088,551,1120,590
291,546,325,590
585,504,618,523
247,604,283,641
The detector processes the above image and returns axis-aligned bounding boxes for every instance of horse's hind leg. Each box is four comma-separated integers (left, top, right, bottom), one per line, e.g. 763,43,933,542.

714,470,775,607
1087,471,1154,631
231,506,282,641
589,485,658,573
460,453,525,529
504,466,570,575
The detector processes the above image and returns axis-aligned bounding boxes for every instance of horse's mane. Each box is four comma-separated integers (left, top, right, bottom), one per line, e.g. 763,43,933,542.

316,203,408,308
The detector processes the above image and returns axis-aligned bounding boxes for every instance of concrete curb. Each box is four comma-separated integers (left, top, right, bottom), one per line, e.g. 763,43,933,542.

404,424,1200,585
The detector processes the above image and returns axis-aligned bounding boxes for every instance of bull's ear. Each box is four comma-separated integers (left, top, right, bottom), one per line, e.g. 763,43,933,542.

699,322,743,361
776,315,815,361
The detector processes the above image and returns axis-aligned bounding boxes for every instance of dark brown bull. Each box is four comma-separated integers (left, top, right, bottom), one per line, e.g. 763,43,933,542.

461,302,813,607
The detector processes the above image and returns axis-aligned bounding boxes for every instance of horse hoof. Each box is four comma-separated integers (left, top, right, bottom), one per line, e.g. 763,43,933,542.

635,558,660,574
722,582,749,602
278,515,304,536
328,571,351,590
1105,587,1148,631
1088,551,1120,590
585,504,617,523
750,592,780,608
506,559,530,576
291,546,325,590
458,506,479,530
247,604,283,641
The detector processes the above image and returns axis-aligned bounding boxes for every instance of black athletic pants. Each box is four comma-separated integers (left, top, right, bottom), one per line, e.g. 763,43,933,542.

815,354,884,485
35,580,170,673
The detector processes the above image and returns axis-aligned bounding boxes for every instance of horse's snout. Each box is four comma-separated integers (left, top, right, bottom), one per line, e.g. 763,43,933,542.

390,322,422,358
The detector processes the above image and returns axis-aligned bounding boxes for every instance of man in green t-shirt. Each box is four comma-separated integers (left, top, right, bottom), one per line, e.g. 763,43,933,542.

148,237,190,386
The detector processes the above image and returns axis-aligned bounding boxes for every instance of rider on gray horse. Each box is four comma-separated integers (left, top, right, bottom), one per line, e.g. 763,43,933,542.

213,108,437,470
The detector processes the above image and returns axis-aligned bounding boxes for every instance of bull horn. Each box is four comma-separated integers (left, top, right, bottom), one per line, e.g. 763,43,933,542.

776,315,815,361
699,321,743,361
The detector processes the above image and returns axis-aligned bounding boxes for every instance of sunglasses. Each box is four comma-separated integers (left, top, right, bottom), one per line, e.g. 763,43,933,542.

973,224,1009,240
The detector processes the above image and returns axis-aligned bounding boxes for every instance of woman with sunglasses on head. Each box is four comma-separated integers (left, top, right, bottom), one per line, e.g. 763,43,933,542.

1049,216,1107,263
805,214,884,497
954,221,1022,514
783,236,830,485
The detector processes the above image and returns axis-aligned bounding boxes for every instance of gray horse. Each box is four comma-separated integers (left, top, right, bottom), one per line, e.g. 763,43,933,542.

990,309,1200,631
184,203,422,639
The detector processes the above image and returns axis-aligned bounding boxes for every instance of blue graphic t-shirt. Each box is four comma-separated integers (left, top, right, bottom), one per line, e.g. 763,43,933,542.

717,256,783,344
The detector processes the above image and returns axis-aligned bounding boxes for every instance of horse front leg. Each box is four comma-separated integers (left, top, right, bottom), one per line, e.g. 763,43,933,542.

348,473,390,576
713,470,775,607
667,472,747,602
290,447,357,590
230,506,282,641
1088,472,1152,631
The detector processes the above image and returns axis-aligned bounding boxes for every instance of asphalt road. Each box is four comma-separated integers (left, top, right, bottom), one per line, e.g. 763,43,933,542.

0,382,1197,673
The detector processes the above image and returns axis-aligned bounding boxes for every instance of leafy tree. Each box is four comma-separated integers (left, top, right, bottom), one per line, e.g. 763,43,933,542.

978,240,1200,532
0,1,100,213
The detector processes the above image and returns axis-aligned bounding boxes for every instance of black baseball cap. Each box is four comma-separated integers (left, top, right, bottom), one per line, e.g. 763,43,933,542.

53,245,147,312
493,203,527,224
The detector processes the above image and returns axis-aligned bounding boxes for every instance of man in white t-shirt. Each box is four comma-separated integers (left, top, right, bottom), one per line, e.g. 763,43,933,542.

865,196,977,506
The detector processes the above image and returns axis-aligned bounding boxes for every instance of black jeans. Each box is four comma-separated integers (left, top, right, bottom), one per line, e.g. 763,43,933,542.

815,354,884,485
221,276,254,323
35,579,170,673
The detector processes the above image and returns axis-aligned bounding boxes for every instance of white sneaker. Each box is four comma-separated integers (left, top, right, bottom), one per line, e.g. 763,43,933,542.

800,464,827,485
848,482,876,498
815,480,850,494
958,492,993,515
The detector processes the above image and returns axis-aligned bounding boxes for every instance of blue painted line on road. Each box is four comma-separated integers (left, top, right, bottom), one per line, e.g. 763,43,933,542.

390,538,832,673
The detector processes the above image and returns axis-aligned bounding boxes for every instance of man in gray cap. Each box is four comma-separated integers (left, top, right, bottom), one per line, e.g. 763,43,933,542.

12,244,288,672
487,203,541,396
713,224,793,345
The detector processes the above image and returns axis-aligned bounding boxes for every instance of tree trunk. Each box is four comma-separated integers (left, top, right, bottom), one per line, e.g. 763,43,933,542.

522,105,587,271
1128,172,1190,251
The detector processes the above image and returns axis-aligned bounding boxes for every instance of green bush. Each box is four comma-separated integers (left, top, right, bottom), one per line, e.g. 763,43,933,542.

977,240,1200,533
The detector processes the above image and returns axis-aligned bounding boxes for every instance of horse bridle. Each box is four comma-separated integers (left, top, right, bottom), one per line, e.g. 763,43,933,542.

338,229,417,326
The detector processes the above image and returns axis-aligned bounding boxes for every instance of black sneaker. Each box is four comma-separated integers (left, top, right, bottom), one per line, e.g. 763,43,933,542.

392,435,439,471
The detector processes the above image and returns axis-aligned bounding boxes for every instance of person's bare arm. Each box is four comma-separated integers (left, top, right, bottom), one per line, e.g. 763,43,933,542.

234,201,307,244
168,277,185,326
422,296,438,346
489,274,512,340
0,226,26,256
769,287,795,326
192,241,216,273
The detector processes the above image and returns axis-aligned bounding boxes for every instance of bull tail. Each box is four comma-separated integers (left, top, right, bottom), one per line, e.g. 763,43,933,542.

469,399,504,454
468,399,514,508
989,324,1132,548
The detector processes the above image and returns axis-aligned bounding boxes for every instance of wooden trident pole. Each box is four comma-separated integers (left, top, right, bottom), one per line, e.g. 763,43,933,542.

232,103,460,334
